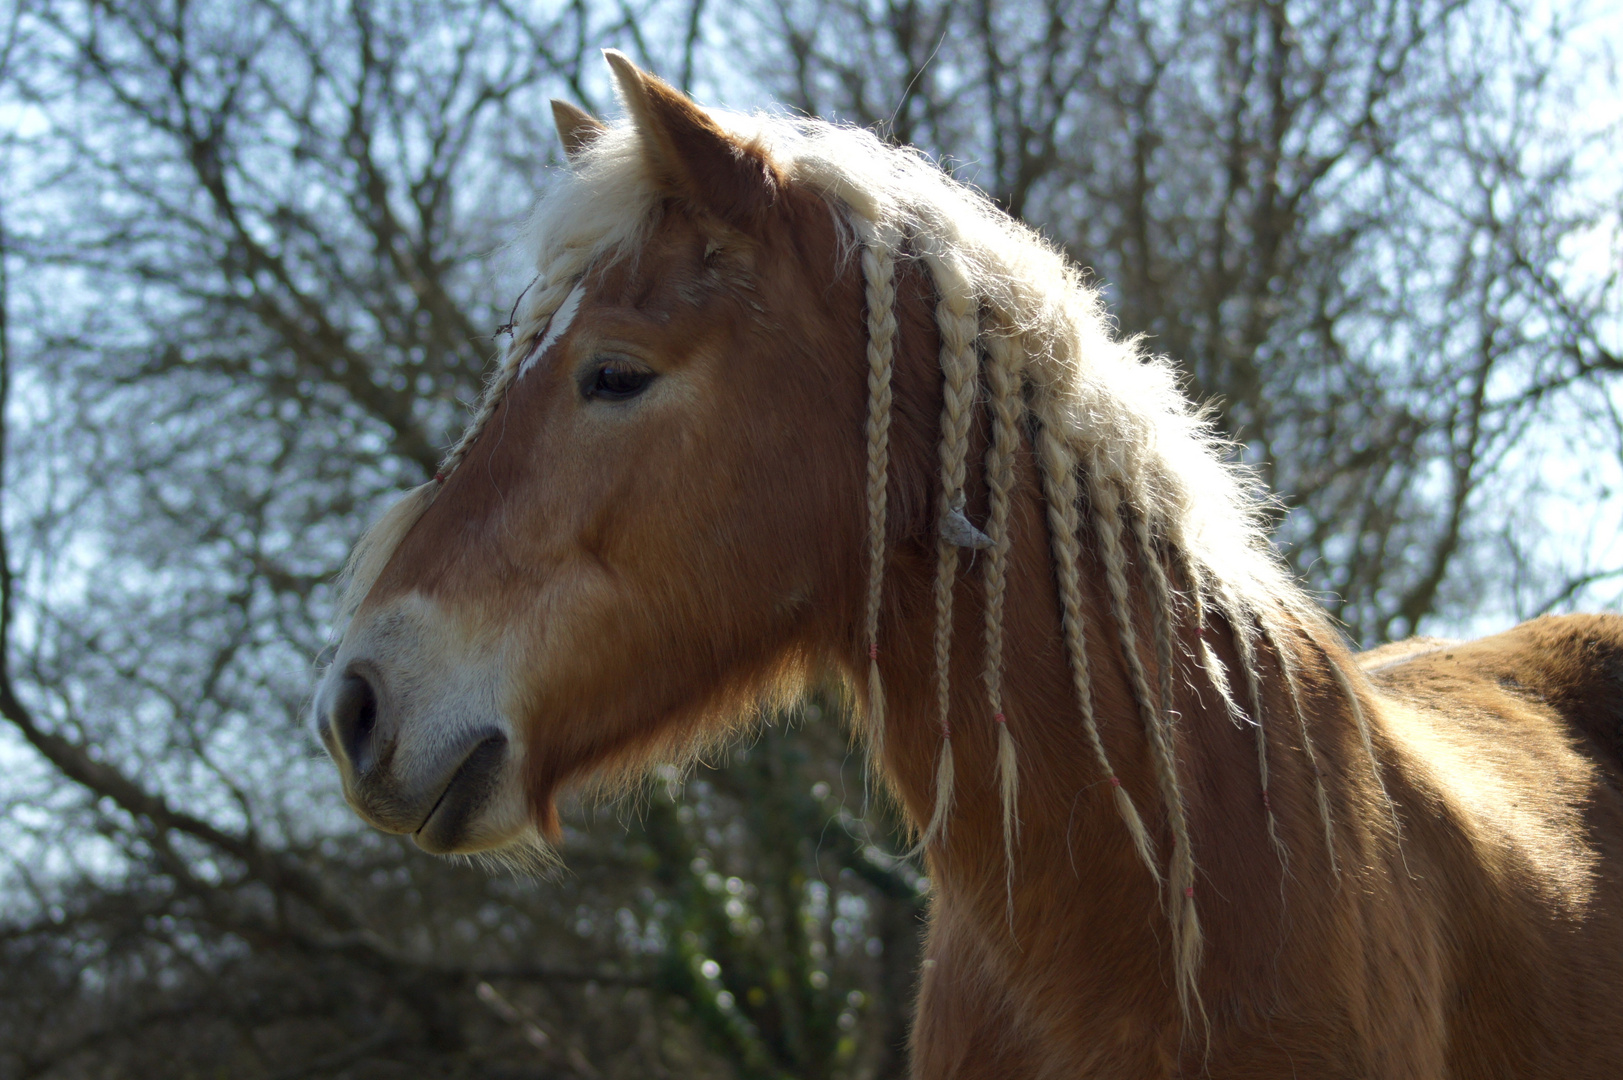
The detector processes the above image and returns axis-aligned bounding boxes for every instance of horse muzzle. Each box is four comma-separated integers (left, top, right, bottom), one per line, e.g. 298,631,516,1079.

314,599,532,855
317,670,506,853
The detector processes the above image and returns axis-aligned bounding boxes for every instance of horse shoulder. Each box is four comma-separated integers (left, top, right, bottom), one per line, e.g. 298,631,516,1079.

1348,614,1623,1074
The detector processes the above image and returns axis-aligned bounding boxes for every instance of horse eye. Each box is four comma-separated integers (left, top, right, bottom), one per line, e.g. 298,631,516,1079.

583,360,655,402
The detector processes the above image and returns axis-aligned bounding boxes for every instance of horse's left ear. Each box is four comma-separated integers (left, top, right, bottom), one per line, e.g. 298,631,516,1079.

551,99,607,160
603,49,780,225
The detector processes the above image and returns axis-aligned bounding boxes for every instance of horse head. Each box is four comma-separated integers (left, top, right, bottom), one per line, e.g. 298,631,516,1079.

314,55,911,855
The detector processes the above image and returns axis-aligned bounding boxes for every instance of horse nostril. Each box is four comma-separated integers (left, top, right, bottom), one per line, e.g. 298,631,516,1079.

329,671,381,776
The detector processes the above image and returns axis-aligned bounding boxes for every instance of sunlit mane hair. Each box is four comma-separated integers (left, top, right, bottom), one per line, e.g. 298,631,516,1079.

342,104,1390,1020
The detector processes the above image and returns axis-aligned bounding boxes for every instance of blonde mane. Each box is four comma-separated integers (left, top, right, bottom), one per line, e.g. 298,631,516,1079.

348,105,1385,1019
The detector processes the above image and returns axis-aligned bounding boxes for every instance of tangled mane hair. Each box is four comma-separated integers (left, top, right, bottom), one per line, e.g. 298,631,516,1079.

343,95,1390,1020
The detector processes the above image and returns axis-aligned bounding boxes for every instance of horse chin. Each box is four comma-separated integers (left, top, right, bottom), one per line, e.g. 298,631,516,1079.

412,770,552,867
412,812,534,857
410,733,528,855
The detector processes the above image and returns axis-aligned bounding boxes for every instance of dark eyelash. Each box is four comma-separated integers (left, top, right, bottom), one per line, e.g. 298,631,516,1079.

581,360,656,401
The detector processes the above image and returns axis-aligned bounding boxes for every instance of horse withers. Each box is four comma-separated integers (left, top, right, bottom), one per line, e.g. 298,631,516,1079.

314,52,1623,1078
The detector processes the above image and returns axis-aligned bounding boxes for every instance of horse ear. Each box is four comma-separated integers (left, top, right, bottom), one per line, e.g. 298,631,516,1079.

602,49,779,224
551,99,607,160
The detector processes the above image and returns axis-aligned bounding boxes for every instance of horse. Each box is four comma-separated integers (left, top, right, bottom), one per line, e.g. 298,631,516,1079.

313,52,1623,1077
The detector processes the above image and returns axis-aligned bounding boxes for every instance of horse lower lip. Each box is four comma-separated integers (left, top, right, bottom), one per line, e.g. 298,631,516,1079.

413,733,508,854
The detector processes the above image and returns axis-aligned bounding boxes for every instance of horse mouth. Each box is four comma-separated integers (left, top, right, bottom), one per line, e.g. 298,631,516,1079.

413,732,510,854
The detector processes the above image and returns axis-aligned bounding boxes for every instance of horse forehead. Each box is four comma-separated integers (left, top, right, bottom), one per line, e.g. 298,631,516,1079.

582,244,754,336
600,216,712,295
598,197,837,309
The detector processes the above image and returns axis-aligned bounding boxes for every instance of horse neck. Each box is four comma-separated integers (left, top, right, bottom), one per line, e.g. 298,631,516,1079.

852,257,1385,1007
871,439,1183,906
868,428,1368,977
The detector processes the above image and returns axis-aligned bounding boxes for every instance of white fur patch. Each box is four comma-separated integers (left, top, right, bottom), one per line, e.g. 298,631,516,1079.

519,283,587,378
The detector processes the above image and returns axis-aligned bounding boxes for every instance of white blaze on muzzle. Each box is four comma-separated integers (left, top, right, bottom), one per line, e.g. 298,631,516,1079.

317,592,534,855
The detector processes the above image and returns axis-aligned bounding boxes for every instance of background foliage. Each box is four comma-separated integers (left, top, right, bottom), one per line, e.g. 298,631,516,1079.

0,0,1618,1075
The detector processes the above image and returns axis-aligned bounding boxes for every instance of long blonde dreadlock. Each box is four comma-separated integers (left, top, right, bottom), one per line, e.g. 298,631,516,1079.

981,327,1024,923
857,219,900,766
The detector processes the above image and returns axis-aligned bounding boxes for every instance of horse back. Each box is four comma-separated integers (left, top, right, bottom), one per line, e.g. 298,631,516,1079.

1365,613,1623,777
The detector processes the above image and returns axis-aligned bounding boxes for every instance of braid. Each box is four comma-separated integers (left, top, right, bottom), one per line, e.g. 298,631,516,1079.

1180,558,1262,740
982,328,1024,921
1174,548,1290,874
1170,520,1287,871
1125,501,1179,729
1190,588,1252,732
1033,421,1160,883
1266,617,1340,877
440,250,595,480
856,220,900,764
1086,468,1203,1025
915,235,980,851
1213,590,1289,867
1320,632,1402,840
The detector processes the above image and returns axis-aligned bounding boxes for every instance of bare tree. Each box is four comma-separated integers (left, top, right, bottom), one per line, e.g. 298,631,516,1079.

0,0,1617,1076
0,2,920,1076
756,0,1623,642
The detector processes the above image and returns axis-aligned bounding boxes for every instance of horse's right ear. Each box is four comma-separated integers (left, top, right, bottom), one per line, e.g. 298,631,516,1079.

602,49,780,226
551,100,606,161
